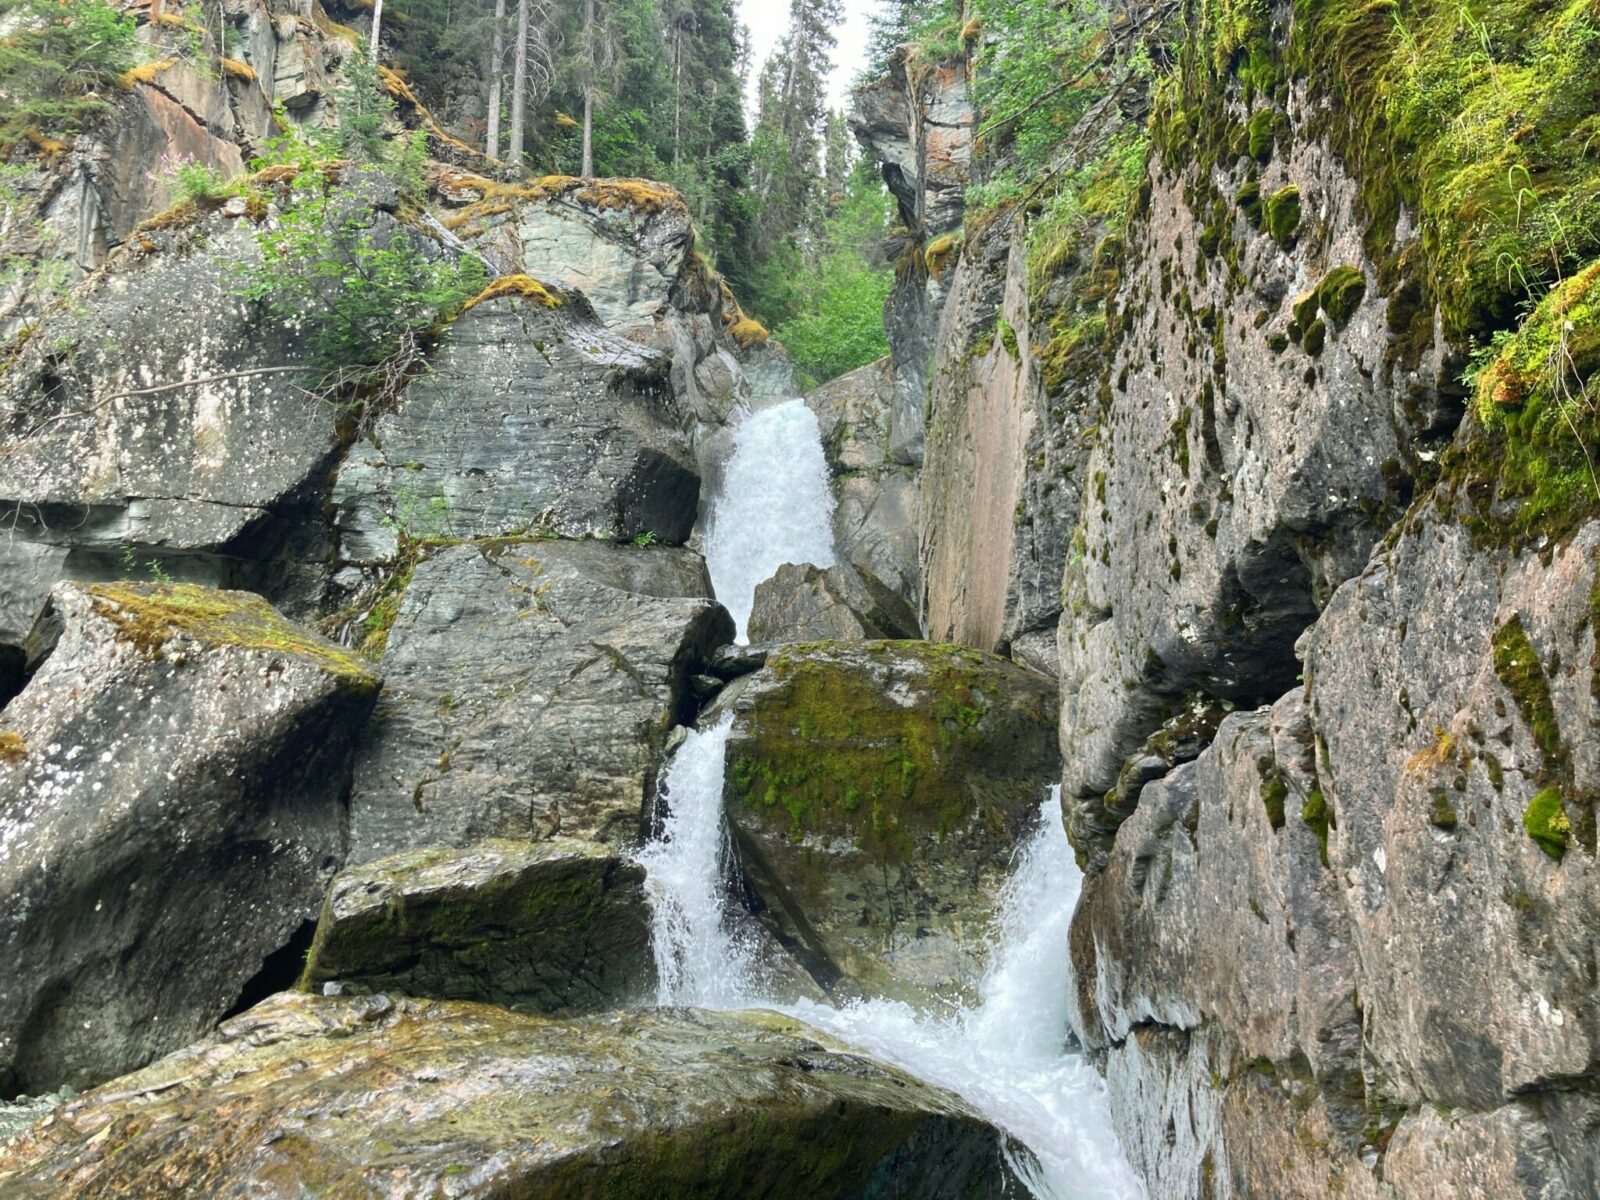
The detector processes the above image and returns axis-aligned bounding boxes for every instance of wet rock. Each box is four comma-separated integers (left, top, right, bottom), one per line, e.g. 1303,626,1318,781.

349,540,732,859
747,562,916,644
719,640,1059,1005
301,838,654,1014
804,357,921,630
0,993,1027,1198
0,583,378,1095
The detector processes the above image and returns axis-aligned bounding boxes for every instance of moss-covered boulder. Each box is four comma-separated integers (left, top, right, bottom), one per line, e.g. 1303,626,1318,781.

0,583,378,1096
720,640,1059,1005
301,839,654,1014
0,993,1025,1198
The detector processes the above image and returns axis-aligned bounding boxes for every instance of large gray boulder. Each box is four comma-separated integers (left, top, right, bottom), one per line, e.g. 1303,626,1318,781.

0,214,337,652
719,640,1059,1005
0,582,378,1095
747,562,917,644
301,838,655,1014
349,539,731,860
0,993,1028,1198
332,285,702,562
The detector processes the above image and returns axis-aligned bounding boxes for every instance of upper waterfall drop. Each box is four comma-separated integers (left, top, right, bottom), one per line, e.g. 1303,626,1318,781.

703,400,837,642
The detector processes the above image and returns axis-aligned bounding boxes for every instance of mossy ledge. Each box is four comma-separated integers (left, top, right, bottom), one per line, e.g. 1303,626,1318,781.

87,583,379,694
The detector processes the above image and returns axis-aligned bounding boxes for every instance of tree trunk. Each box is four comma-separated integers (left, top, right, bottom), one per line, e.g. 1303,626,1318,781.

580,0,595,178
369,0,384,55
485,0,506,159
671,16,682,169
509,0,529,168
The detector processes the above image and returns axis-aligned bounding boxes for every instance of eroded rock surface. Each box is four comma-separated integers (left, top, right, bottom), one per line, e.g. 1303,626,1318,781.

748,562,915,644
804,357,921,630
719,640,1058,1004
302,838,654,1014
349,539,730,859
0,993,1027,1199
0,583,377,1095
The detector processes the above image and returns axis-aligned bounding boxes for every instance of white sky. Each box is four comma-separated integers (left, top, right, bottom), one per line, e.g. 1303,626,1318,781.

738,0,876,112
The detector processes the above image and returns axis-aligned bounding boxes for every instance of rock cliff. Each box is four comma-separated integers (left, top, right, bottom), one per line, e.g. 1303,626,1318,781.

855,0,1600,1194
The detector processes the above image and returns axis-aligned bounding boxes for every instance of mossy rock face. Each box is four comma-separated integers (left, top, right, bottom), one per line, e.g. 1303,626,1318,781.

0,994,1024,1198
719,640,1060,1006
300,839,654,1014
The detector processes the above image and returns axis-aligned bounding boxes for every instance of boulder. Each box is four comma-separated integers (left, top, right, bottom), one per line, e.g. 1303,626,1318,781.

332,285,701,565
804,357,922,631
348,539,732,860
0,993,1027,1198
747,562,917,644
301,838,654,1014
0,214,340,652
719,640,1059,1005
0,582,378,1095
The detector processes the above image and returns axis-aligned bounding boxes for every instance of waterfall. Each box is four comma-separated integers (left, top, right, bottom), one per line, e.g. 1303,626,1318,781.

637,398,1144,1198
703,400,837,642
781,792,1147,1200
634,714,754,1008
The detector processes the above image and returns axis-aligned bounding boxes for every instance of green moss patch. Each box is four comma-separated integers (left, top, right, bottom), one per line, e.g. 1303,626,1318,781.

1316,265,1368,328
1523,787,1571,860
1263,185,1301,247
1491,613,1566,779
725,642,1048,866
1302,788,1333,867
89,583,379,694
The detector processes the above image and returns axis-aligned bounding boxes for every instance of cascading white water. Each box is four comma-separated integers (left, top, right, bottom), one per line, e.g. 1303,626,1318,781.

703,400,837,642
634,714,754,1008
637,397,1143,1198
781,792,1146,1200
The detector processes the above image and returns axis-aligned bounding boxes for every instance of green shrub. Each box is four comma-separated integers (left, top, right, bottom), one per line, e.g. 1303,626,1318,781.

0,0,138,145
238,172,485,379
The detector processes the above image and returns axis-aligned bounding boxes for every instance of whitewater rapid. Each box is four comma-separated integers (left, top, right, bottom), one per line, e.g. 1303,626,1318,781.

637,396,1144,1198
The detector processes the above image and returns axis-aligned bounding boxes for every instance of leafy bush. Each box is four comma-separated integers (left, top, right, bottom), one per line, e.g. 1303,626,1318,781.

766,164,895,389
239,177,485,376
0,0,138,145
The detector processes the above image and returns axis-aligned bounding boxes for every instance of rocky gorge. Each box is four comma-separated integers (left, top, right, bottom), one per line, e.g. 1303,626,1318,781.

1,0,1598,1197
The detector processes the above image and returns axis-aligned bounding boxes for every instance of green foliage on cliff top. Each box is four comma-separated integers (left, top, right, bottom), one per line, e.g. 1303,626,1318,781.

1443,259,1600,543
0,0,137,147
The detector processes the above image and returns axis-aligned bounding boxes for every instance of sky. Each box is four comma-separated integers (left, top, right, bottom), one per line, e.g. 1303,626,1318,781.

738,0,877,112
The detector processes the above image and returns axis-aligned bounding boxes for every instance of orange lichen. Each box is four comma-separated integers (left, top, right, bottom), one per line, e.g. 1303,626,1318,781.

120,58,176,88
729,318,770,349
441,200,513,231
23,129,70,155
0,731,25,765
249,164,301,187
572,178,684,215
460,275,564,312
151,11,190,28
220,57,257,82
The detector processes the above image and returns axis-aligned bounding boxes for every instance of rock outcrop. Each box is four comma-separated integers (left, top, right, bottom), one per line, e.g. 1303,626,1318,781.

348,539,730,859
803,357,921,629
747,562,915,643
301,838,655,1014
0,992,1027,1198
0,583,377,1095
852,48,974,466
719,640,1059,1005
